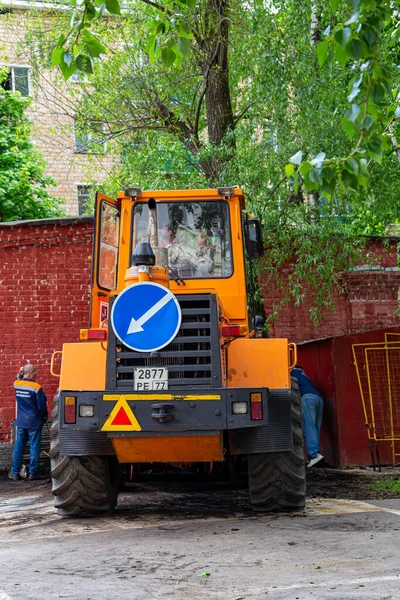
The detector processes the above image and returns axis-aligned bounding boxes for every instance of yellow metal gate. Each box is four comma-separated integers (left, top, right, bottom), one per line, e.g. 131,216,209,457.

352,334,400,467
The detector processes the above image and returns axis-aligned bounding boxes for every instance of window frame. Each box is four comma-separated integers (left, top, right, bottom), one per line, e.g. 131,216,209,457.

97,200,121,291
74,120,107,154
76,183,93,216
0,64,31,97
132,199,234,280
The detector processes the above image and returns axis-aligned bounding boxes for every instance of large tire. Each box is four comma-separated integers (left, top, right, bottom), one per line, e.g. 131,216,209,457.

50,396,119,517
248,377,306,512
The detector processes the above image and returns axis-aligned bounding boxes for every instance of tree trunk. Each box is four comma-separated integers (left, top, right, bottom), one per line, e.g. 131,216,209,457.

201,0,235,182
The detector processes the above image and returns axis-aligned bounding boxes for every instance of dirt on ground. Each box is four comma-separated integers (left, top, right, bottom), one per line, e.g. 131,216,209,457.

1,464,400,514
306,465,400,500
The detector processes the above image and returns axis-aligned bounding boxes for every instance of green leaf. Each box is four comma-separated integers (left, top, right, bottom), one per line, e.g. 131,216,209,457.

330,0,339,9
344,104,360,122
321,176,336,196
59,59,76,80
309,169,323,185
348,87,361,102
63,50,72,67
56,33,66,49
85,2,97,20
321,166,335,182
98,3,106,19
285,163,295,177
51,47,64,67
317,40,329,68
335,45,350,67
147,35,161,63
310,152,326,166
105,0,121,15
178,37,191,56
344,157,359,175
184,0,196,7
366,137,383,163
371,83,385,104
76,54,93,74
335,28,351,47
293,170,299,194
82,30,107,58
362,26,377,48
178,22,194,39
299,161,312,175
200,572,211,578
161,47,176,67
345,12,359,25
346,39,362,60
289,150,303,165
342,118,356,138
361,115,373,130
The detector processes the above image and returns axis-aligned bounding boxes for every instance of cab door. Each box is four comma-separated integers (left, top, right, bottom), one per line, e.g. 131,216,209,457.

91,192,121,328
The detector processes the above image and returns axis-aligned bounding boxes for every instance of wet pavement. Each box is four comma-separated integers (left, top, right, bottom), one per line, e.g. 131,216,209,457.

0,474,400,599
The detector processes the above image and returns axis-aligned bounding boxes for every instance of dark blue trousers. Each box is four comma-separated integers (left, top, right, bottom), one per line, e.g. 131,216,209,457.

11,426,42,476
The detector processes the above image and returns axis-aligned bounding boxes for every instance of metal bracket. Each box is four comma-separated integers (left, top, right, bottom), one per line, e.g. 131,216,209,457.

151,403,175,423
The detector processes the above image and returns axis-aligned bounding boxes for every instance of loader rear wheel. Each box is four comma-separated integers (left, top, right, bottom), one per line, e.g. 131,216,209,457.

248,378,306,512
50,396,119,517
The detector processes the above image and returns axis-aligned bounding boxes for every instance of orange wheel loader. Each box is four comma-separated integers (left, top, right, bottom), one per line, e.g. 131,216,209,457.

50,187,305,516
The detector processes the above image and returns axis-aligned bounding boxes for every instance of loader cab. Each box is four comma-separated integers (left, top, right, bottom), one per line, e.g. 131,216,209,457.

90,188,259,330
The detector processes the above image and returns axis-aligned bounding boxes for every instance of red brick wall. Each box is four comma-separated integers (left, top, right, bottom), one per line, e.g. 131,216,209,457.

0,217,93,443
1,220,399,452
260,239,400,342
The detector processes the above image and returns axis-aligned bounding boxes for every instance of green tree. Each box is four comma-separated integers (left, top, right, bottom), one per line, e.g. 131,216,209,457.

25,0,400,318
0,69,63,222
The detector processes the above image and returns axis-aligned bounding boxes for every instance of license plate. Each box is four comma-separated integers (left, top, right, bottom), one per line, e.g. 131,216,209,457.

134,367,168,391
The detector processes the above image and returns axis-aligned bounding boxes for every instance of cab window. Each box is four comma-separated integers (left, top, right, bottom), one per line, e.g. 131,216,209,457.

133,201,233,279
98,202,120,289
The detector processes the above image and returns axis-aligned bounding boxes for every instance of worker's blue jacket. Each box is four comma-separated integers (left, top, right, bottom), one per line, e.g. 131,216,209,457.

291,368,322,399
14,377,48,430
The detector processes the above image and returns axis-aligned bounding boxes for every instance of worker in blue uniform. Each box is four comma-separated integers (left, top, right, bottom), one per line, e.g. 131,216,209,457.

292,365,324,468
10,364,48,481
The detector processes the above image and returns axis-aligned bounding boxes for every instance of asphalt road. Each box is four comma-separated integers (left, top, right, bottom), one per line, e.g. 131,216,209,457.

0,478,400,600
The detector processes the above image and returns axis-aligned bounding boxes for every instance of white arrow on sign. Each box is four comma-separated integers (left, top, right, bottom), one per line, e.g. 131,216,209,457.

127,292,173,334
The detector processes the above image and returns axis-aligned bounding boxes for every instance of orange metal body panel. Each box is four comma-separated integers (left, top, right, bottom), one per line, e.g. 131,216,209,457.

60,342,107,391
227,338,291,389
111,434,223,463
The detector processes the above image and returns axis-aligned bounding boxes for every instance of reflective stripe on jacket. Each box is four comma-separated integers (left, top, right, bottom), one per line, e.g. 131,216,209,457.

14,378,48,430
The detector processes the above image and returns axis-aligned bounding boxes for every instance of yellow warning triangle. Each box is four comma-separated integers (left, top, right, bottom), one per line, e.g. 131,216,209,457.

102,395,142,432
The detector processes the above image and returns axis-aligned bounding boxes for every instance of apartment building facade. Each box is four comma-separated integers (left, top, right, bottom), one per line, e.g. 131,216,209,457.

0,1,117,215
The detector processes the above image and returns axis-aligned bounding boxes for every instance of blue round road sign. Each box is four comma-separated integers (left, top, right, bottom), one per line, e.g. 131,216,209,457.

110,282,182,352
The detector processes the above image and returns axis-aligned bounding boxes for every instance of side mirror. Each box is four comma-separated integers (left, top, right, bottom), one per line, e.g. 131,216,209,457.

244,219,264,258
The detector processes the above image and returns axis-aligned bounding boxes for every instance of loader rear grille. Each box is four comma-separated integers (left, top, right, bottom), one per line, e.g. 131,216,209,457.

107,294,221,389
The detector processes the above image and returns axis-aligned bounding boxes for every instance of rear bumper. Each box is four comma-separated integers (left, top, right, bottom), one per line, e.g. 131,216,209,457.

58,387,293,457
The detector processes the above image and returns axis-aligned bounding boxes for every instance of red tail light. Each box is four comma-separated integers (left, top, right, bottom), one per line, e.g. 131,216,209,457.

65,396,76,424
250,393,263,420
80,329,107,341
221,325,241,337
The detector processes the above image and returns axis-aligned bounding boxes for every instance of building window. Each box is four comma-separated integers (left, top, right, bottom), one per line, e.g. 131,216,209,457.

77,185,93,215
1,66,30,97
74,121,106,154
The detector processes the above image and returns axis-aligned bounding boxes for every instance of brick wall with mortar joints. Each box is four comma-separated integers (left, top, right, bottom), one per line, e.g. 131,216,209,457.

261,239,400,343
0,10,119,216
1,221,399,445
0,218,93,443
